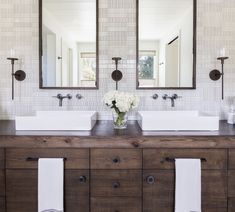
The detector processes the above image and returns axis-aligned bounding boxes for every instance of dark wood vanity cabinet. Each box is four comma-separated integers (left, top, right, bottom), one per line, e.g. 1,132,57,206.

90,149,142,212
143,149,228,212
228,150,235,212
5,148,90,212
0,147,232,212
0,149,5,212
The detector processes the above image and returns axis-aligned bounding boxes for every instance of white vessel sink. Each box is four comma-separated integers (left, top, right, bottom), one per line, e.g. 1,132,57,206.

137,111,219,131
15,111,97,131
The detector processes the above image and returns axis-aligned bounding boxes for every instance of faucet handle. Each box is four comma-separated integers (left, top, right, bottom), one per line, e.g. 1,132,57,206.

173,94,182,99
152,94,158,100
162,94,168,100
52,94,62,99
76,94,83,99
66,94,72,99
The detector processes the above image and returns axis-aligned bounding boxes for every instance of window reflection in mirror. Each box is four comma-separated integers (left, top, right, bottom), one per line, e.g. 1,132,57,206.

40,0,98,89
137,0,196,89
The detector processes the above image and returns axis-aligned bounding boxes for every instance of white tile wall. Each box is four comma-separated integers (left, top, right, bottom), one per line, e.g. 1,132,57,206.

0,0,235,120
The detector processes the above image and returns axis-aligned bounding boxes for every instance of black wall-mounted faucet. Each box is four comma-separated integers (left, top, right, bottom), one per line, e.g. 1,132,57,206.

53,94,72,107
162,94,181,107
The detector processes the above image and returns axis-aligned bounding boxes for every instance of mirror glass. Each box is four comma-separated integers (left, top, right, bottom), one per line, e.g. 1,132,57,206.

40,0,98,89
137,0,195,89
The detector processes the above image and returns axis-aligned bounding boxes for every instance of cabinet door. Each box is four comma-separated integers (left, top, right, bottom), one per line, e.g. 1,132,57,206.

6,169,89,212
143,170,227,212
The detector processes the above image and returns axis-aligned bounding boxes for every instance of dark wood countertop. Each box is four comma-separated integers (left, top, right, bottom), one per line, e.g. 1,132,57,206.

1,120,235,148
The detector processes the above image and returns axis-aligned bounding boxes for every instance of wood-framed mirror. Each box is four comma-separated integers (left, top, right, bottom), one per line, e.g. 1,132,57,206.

136,0,196,89
39,0,99,89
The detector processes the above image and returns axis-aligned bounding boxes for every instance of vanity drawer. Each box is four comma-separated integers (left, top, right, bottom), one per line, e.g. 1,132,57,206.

6,148,89,169
143,149,227,169
91,170,142,197
91,197,142,212
91,149,142,169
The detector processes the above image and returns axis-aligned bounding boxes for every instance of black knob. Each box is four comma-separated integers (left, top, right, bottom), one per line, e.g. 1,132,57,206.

112,157,120,164
112,182,121,189
146,175,155,184
79,176,87,183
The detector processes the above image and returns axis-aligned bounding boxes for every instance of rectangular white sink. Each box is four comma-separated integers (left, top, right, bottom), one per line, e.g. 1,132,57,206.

15,111,97,131
137,111,219,131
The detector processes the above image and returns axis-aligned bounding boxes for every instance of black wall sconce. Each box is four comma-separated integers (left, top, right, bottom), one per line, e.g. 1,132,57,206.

209,56,229,100
7,57,26,100
111,57,123,90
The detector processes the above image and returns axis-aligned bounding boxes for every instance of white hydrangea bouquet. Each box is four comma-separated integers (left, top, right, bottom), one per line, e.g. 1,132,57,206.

103,91,140,129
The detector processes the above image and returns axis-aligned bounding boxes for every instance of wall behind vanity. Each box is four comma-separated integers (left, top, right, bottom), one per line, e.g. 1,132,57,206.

0,0,235,120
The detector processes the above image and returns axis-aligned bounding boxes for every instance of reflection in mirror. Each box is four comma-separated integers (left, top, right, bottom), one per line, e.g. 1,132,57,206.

40,0,98,89
137,0,195,89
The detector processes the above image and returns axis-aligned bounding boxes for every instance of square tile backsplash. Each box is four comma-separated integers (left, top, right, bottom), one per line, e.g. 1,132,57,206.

0,0,235,120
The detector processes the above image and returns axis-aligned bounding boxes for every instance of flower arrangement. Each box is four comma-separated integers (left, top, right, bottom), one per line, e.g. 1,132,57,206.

103,91,140,129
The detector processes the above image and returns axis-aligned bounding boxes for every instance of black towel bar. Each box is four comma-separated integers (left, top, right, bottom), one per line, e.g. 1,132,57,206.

26,157,67,161
165,157,207,162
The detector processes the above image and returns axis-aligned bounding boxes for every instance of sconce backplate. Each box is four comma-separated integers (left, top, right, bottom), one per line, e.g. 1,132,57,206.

14,70,26,81
209,69,222,81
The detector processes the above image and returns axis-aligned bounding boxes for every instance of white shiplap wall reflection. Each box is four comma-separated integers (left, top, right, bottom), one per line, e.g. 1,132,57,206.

0,0,235,120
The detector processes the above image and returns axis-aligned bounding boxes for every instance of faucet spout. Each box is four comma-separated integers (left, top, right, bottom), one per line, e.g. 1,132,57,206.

170,98,175,107
162,94,181,107
53,94,72,107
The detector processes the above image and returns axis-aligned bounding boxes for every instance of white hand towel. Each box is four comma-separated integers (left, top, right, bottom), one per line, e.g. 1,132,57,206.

175,159,201,212
38,158,64,212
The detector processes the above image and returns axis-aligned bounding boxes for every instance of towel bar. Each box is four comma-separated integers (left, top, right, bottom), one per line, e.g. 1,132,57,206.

164,157,207,162
26,157,67,161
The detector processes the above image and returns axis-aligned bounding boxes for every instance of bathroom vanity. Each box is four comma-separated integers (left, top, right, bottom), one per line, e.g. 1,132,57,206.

0,120,234,212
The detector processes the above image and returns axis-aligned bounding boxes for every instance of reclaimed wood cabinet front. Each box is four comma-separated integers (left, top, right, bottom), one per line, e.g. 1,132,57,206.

0,149,5,212
143,149,228,212
90,149,142,212
5,148,90,212
1,147,232,212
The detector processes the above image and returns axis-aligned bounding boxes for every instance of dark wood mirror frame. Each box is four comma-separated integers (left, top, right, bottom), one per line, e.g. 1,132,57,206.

136,0,197,90
39,0,99,90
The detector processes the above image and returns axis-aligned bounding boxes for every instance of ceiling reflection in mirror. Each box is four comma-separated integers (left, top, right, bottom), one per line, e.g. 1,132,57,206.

40,0,98,89
137,0,195,89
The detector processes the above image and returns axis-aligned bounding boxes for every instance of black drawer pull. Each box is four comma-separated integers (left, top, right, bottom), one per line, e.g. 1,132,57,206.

165,157,207,162
146,175,155,184
112,157,120,164
112,182,121,189
26,157,67,161
79,176,87,183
